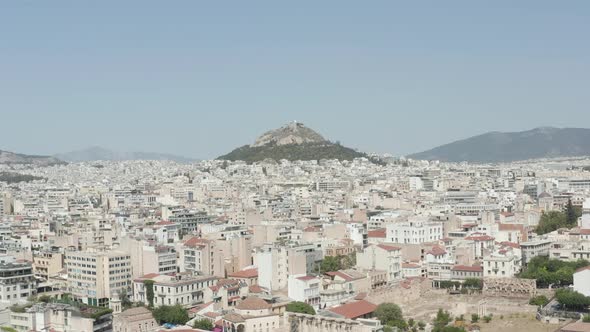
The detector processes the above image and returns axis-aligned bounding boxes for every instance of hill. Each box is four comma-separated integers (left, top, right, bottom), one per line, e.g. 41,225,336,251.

218,122,376,163
0,149,65,166
408,127,590,163
55,146,197,163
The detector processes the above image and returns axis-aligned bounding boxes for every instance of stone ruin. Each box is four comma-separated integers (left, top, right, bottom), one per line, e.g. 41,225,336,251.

482,277,536,298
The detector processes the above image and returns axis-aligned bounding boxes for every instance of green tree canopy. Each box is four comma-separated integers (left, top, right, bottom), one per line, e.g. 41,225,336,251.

152,305,189,325
193,319,214,331
518,256,588,288
529,295,549,307
555,289,590,311
374,303,406,330
286,301,316,315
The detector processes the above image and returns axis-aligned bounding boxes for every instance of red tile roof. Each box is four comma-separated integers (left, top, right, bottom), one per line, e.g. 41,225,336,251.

368,228,386,238
228,268,258,279
296,275,318,281
328,300,377,319
465,234,495,241
377,244,401,251
426,245,446,256
452,265,483,272
184,237,210,247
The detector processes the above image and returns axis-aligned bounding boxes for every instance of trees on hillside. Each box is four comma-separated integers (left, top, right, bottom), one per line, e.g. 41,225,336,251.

286,302,316,315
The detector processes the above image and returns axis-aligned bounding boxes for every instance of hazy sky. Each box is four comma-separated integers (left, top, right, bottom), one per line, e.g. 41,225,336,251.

1,1,589,159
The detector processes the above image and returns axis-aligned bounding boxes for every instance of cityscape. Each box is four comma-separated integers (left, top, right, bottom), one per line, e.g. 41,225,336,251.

1,2,590,332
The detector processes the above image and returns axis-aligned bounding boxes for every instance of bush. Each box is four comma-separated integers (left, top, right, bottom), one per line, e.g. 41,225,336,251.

529,295,549,307
583,314,590,323
286,301,316,315
152,305,189,325
518,256,589,287
471,313,479,323
193,319,214,331
483,315,492,323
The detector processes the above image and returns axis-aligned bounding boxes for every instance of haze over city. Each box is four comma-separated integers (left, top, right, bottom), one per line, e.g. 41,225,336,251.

1,1,589,158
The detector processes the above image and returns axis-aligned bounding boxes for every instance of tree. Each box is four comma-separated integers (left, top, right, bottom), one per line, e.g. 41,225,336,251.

193,319,214,331
471,313,479,323
374,303,406,330
432,309,452,332
483,315,492,323
152,305,189,325
529,295,549,307
286,301,316,315
583,315,590,323
319,256,341,273
555,289,590,311
119,289,133,309
463,278,483,289
565,199,578,225
518,256,589,288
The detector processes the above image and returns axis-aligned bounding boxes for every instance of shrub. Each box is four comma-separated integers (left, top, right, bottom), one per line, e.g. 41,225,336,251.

286,301,316,315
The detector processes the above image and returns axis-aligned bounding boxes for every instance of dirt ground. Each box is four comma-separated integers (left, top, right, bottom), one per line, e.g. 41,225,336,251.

477,314,566,332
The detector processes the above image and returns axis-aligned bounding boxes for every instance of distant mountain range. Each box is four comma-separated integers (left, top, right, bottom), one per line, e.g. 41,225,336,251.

218,122,380,163
55,146,197,163
0,149,65,166
408,127,590,163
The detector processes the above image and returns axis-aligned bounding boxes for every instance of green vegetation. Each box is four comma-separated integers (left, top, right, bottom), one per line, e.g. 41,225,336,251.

286,301,316,315
529,295,550,307
317,254,356,273
374,303,407,331
1,327,18,332
218,142,384,165
152,305,190,325
463,278,483,289
120,289,133,309
83,307,113,320
9,303,33,313
518,256,589,288
144,280,155,307
193,318,215,331
536,199,582,235
483,315,492,323
555,289,590,311
432,309,456,332
0,172,45,184
583,314,590,322
470,313,479,323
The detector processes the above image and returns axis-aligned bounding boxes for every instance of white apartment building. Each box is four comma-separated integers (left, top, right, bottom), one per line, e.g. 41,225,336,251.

254,244,309,291
65,249,132,307
386,219,443,244
288,274,321,306
133,273,217,307
483,253,521,278
0,262,37,306
356,244,402,282
573,266,590,297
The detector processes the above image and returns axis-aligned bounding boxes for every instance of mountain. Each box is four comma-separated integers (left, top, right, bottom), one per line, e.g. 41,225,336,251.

55,146,197,163
408,127,590,163
218,122,376,163
0,149,65,166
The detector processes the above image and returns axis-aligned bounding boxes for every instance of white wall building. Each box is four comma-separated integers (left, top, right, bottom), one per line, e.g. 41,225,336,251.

386,219,443,244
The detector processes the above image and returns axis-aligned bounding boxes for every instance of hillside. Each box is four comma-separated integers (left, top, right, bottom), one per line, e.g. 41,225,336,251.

0,149,65,166
408,127,590,163
55,146,196,163
218,122,375,163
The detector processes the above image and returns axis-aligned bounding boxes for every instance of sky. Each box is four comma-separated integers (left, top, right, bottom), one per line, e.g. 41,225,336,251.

1,1,589,159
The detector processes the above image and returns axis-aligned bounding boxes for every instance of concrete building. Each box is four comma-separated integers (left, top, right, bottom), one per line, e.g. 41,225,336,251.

33,251,64,280
386,219,443,244
356,244,402,282
133,272,217,308
288,275,321,306
178,237,224,277
65,249,132,307
9,302,113,332
113,306,157,332
573,266,590,297
0,262,37,306
254,244,310,291
520,239,552,265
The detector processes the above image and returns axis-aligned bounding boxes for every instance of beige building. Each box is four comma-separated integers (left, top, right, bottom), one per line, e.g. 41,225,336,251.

133,272,217,308
10,302,113,332
113,306,158,332
33,251,64,280
221,296,280,332
356,244,402,282
178,237,224,277
65,249,132,307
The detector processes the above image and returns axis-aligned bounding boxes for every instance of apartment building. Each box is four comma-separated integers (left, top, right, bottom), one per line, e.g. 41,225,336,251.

386,219,443,244
254,244,311,291
65,249,132,307
178,237,224,277
33,251,64,280
133,272,217,307
356,244,402,282
483,253,521,278
520,239,552,265
0,262,37,306
9,302,113,332
288,275,321,306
